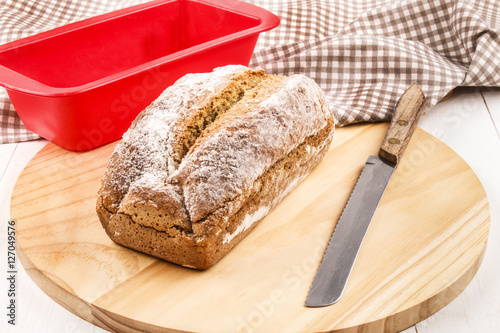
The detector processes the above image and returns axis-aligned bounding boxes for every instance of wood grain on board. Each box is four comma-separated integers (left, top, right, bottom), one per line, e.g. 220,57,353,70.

11,123,490,333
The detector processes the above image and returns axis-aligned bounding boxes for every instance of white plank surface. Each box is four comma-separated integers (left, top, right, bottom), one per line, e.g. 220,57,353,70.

481,87,500,139
0,87,499,333
0,143,16,178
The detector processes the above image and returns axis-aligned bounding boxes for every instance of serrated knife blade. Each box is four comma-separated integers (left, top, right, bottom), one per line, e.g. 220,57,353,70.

306,84,426,307
305,155,395,306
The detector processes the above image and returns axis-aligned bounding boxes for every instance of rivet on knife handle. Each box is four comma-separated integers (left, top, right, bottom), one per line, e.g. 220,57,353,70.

379,83,426,164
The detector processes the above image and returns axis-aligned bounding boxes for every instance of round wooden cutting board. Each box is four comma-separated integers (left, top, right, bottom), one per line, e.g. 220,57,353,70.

11,123,490,333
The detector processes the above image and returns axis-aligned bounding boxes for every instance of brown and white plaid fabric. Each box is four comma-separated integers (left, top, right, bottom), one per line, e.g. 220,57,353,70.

249,0,500,124
1,0,499,144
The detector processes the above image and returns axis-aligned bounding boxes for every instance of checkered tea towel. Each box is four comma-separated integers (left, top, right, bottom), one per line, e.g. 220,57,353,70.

1,0,499,144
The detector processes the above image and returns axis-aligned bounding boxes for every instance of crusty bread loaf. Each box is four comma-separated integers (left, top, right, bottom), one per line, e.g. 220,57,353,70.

97,65,334,269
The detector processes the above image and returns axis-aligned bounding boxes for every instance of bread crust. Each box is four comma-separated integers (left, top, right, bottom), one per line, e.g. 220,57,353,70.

97,66,334,269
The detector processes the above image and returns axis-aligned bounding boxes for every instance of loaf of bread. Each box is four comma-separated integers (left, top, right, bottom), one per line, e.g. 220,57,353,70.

96,65,335,269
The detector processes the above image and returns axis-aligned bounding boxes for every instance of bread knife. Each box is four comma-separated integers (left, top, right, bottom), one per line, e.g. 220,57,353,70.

306,84,426,307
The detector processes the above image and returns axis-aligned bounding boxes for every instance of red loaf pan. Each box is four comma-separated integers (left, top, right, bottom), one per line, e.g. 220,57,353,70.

0,0,279,150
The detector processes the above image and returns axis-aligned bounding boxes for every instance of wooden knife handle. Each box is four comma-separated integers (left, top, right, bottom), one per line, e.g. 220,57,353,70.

379,83,426,164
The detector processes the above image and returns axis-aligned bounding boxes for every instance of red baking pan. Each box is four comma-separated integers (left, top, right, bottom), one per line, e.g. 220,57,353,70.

0,0,279,150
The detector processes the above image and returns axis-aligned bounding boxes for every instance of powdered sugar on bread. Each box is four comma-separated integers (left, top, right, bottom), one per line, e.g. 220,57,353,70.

96,65,335,269
173,74,331,223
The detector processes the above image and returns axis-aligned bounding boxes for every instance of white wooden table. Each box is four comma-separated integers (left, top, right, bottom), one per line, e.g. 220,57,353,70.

1,86,499,333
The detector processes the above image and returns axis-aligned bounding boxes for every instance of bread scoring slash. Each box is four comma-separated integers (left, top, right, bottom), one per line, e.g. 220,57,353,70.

96,65,335,269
